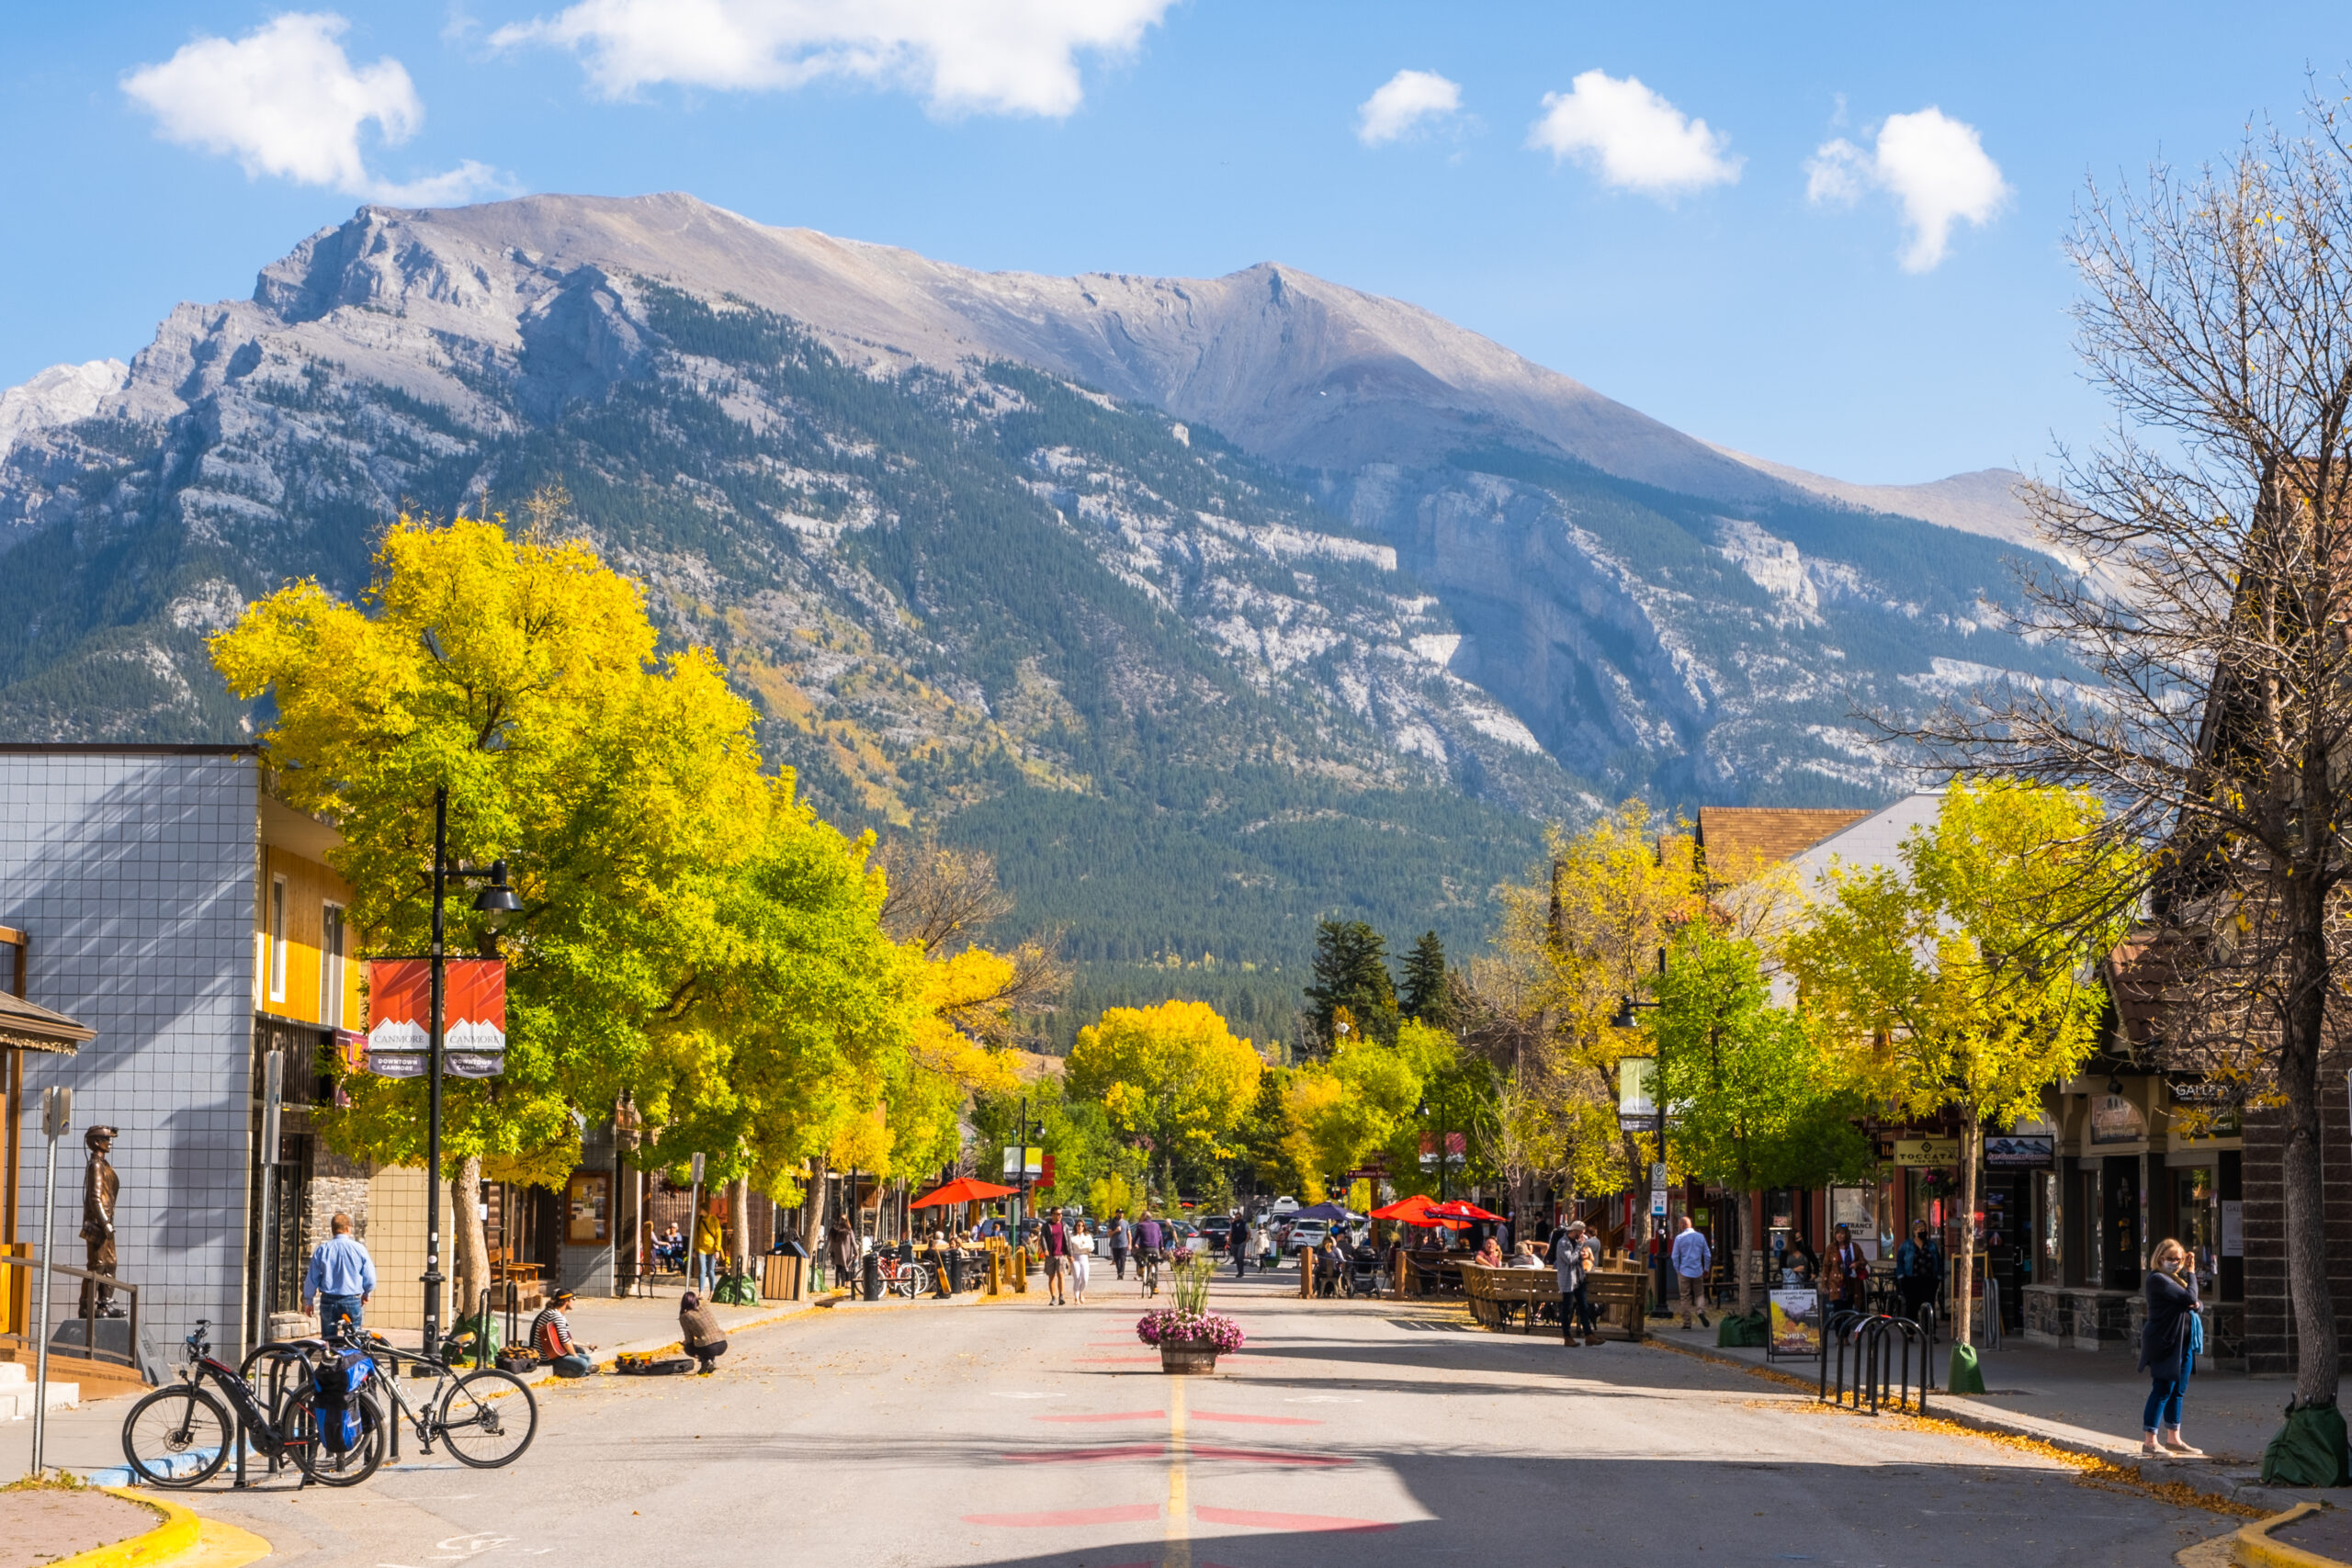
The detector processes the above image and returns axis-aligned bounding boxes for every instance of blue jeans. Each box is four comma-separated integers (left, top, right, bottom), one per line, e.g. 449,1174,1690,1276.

317,1292,364,1338
695,1252,718,1293
2144,1371,2187,1431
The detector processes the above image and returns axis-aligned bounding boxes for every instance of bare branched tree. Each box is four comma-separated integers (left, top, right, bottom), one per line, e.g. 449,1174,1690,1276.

876,832,1069,1047
1912,98,2352,1407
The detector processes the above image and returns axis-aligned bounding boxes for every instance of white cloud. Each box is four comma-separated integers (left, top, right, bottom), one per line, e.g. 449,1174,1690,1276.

1525,69,1739,197
1356,69,1462,147
121,13,511,205
492,0,1172,118
1805,107,2008,272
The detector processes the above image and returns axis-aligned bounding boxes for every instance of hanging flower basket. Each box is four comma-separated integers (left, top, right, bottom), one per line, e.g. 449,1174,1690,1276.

1136,1308,1245,1373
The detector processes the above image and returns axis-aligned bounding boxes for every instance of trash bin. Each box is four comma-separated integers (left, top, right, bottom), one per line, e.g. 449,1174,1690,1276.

862,1248,882,1302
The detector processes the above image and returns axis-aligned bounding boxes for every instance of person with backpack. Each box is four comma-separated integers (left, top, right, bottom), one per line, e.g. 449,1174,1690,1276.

679,1290,728,1375
531,1289,597,1378
1040,1210,1072,1304
1109,1211,1132,1280
300,1212,377,1337
1227,1212,1250,1278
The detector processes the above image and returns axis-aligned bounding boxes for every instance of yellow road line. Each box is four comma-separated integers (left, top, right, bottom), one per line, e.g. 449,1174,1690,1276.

1164,1377,1190,1568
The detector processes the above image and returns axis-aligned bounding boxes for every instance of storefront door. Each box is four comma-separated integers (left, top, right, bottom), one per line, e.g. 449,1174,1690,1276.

2102,1156,2141,1292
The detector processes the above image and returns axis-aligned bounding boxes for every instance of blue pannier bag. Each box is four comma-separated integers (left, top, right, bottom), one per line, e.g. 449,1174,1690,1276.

312,1348,374,1454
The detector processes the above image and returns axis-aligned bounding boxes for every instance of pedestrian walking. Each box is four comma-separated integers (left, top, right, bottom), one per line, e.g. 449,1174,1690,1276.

1228,1212,1250,1278
1253,1215,1275,1270
2142,1237,2203,1456
1553,1218,1599,1346
679,1289,729,1374
1670,1215,1713,1329
1041,1210,1071,1304
828,1213,859,1292
301,1212,377,1338
694,1200,726,1296
1069,1220,1094,1303
1109,1210,1132,1280
1894,1222,1944,1325
530,1289,598,1377
1822,1224,1866,1314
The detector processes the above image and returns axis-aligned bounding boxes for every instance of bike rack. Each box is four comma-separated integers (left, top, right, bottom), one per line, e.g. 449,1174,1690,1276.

1818,1309,1930,1417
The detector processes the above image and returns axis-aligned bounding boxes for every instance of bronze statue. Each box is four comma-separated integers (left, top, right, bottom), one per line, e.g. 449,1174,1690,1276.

80,1124,120,1317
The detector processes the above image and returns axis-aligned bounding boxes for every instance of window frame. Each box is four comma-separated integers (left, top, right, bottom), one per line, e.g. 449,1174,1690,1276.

321,900,346,1028
267,874,288,1004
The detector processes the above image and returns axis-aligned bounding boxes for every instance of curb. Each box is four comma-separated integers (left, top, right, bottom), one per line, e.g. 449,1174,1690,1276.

1644,1334,2324,1516
44,1488,199,1568
2234,1503,2346,1568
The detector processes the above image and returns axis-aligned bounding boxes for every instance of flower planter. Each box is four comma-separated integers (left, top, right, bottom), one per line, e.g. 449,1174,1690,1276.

1159,1342,1219,1375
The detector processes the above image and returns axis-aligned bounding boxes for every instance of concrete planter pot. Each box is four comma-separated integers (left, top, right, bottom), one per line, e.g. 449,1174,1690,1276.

1159,1342,1219,1375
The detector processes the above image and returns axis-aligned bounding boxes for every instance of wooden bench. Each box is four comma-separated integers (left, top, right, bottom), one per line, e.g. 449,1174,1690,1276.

1461,1264,1556,1332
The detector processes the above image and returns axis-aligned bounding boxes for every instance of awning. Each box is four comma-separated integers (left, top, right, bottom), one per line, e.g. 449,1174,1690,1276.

0,991,95,1055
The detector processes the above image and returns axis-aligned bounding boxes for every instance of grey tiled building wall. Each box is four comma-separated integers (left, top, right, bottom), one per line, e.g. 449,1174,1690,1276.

3,750,259,1353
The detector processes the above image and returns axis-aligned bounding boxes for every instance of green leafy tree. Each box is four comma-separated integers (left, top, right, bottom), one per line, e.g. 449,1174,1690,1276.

1787,780,2137,1348
1652,920,1871,1310
1399,931,1453,1028
1305,919,1398,1049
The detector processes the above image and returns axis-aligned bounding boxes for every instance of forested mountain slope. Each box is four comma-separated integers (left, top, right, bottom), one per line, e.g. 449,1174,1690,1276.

0,194,2075,1042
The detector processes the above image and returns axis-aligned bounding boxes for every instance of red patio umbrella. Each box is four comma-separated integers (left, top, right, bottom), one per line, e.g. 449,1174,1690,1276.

1422,1200,1504,1224
1370,1193,1465,1229
909,1176,1018,1208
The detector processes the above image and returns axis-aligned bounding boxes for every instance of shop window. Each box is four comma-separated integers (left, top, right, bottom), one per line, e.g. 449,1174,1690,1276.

268,875,288,1003
321,903,346,1028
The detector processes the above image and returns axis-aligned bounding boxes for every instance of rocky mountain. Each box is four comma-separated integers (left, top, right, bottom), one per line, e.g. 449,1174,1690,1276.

0,193,2078,1037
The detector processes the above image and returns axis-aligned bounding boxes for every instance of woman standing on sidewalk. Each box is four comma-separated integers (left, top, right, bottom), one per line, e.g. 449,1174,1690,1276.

2141,1237,2202,1457
1069,1220,1094,1303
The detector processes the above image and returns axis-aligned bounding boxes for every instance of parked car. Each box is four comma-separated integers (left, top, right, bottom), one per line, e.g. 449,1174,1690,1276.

1270,1195,1301,1216
1284,1218,1331,1255
1200,1215,1234,1248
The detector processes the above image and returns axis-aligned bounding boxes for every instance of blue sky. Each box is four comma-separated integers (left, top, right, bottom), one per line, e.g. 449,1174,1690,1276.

4,3,2346,483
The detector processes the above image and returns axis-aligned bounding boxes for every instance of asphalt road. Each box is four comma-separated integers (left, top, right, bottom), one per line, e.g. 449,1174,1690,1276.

175,1265,2235,1568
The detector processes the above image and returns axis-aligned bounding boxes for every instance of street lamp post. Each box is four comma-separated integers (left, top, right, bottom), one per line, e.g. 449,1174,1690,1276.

419,785,522,1359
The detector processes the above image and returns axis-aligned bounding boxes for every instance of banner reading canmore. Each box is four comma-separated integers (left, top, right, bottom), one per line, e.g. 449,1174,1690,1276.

364,959,507,1078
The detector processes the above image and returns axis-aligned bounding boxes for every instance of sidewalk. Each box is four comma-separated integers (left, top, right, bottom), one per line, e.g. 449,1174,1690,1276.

1644,1317,2350,1514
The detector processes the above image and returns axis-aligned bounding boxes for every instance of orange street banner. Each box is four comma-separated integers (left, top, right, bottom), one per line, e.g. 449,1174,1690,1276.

364,959,507,1078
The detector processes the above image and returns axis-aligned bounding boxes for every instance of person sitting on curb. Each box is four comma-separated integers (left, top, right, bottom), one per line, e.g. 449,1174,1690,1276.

679,1289,729,1375
531,1289,598,1378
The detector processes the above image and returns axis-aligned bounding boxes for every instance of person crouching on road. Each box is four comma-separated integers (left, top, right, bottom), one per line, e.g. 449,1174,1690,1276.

679,1289,728,1375
532,1289,598,1377
302,1212,376,1340
1671,1215,1713,1330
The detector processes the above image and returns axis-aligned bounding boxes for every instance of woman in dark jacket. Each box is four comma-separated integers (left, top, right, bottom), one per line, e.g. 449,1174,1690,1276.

679,1290,728,1375
2140,1237,2199,1455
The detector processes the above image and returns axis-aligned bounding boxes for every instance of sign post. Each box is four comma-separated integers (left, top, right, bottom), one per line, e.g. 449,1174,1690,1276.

30,1084,70,1478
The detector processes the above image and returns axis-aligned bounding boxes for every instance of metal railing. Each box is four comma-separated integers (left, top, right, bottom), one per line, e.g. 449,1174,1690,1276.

0,1253,143,1378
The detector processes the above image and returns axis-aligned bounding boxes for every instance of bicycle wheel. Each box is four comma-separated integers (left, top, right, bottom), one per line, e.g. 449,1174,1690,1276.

289,1388,387,1487
121,1384,233,1488
898,1264,931,1300
436,1369,537,1469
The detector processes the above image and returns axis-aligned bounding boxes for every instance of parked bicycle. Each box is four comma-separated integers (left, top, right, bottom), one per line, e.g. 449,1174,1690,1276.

872,1254,931,1300
347,1328,537,1468
121,1320,385,1488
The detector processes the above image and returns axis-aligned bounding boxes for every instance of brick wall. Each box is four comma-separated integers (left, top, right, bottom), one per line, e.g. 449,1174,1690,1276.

1,750,260,1353
2237,1067,2352,1375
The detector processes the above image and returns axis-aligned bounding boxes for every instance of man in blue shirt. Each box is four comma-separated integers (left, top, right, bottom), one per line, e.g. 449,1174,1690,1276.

302,1212,377,1337
1669,1215,1713,1330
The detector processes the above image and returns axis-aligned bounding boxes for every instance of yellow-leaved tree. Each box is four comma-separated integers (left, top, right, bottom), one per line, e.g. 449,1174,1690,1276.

212,513,917,1304
1786,779,2137,1363
1068,1000,1263,1203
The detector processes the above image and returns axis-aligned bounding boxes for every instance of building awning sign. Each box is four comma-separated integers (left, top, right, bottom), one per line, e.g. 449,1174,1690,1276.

1984,1134,2054,1168
1893,1137,1960,1167
363,958,507,1078
2089,1092,2147,1145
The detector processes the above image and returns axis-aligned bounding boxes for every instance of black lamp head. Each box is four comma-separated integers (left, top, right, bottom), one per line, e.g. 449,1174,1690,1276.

473,859,523,930
1611,997,1636,1030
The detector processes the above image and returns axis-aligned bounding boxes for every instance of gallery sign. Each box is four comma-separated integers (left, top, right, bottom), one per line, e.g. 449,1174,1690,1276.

363,959,507,1078
1984,1134,2054,1168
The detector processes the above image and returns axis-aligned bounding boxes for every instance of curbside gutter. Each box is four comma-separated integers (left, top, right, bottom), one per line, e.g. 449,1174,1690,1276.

2233,1503,2348,1568
45,1489,198,1568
